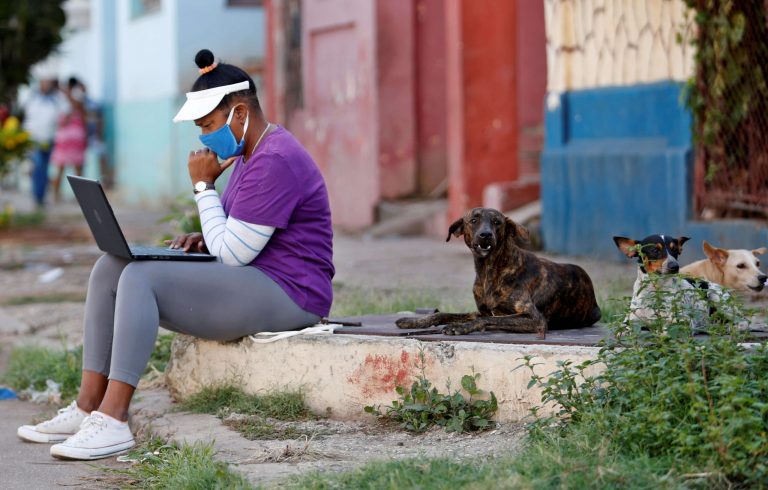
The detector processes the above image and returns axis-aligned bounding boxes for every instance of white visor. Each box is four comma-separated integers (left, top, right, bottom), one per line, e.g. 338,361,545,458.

172,80,250,122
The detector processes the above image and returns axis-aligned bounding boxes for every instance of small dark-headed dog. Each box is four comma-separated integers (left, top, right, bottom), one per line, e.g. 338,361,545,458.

612,234,742,330
396,208,601,339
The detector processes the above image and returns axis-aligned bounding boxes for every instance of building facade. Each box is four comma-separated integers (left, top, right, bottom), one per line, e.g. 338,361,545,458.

37,0,266,201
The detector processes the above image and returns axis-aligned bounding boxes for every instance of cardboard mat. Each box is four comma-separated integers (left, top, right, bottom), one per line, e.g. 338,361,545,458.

329,314,768,346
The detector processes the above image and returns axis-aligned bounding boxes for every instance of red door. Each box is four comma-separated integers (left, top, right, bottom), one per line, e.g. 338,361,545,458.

300,0,379,229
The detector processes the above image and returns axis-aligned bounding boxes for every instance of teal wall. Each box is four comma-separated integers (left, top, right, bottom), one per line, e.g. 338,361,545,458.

112,95,231,205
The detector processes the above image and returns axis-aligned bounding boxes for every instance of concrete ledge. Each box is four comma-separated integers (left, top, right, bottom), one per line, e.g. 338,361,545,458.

165,334,601,422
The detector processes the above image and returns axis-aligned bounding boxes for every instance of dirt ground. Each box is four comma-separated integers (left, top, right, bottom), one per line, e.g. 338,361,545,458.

128,388,526,487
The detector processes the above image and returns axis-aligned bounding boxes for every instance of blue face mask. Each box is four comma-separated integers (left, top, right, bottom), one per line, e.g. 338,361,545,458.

198,105,249,159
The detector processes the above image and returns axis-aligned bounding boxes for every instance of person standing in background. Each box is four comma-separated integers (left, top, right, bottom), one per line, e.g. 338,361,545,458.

50,77,89,202
22,77,67,208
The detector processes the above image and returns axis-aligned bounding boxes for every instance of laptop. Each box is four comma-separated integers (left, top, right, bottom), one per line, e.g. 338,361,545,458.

67,175,216,262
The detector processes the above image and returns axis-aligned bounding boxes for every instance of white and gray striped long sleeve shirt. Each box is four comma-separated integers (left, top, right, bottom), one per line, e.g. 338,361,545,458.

194,189,274,266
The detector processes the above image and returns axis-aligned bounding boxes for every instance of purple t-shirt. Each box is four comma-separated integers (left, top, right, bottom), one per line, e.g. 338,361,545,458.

220,126,334,317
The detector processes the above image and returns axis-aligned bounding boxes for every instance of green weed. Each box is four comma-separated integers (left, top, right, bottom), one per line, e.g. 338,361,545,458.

223,416,327,441
178,383,311,420
520,271,768,487
365,350,497,433
178,383,315,441
157,193,201,238
101,435,253,489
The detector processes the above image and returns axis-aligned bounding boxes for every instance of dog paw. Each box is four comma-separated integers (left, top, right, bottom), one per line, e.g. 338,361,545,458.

442,323,472,335
396,317,426,329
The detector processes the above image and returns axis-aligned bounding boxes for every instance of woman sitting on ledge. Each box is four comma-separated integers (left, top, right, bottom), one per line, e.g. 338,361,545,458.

16,49,335,460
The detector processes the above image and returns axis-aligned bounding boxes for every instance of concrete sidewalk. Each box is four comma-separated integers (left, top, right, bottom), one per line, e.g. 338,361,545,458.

0,399,121,490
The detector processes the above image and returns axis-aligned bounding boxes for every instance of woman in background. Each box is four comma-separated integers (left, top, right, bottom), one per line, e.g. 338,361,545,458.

50,77,88,202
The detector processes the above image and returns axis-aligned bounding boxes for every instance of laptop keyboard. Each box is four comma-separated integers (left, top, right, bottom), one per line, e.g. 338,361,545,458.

130,245,192,256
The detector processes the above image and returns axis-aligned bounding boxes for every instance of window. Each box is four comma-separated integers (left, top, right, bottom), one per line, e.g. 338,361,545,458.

131,0,161,18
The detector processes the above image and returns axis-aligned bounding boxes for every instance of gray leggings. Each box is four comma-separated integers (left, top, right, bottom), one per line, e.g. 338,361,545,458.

82,254,320,387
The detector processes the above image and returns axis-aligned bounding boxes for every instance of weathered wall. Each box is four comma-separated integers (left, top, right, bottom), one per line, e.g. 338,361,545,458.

543,0,695,93
165,334,601,422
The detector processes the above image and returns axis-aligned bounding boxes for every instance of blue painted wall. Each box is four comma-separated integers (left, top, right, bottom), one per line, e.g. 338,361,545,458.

113,94,232,205
540,81,768,262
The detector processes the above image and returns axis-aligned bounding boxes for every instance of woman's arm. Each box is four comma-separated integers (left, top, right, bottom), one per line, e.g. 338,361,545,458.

194,189,274,266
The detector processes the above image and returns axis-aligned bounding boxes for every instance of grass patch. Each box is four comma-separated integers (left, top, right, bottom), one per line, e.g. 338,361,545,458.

223,416,325,441
284,435,689,490
100,435,253,489
178,383,311,420
1,292,87,306
330,284,474,317
0,345,82,403
178,383,315,441
281,458,509,490
0,209,46,229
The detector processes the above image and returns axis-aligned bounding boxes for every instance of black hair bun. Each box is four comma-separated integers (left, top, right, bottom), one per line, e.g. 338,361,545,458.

195,49,215,69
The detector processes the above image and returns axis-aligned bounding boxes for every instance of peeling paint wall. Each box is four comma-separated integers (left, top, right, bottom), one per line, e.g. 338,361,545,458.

165,334,601,422
544,0,696,93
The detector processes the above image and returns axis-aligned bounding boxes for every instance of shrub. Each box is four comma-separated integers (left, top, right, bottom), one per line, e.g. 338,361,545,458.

523,274,768,487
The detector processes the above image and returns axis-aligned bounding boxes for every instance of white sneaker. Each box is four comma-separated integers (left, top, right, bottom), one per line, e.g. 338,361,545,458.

50,411,135,460
17,401,89,443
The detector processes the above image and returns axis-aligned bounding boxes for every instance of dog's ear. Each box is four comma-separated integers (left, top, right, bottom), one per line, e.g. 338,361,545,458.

703,240,728,265
677,236,690,255
446,217,465,242
613,236,638,258
505,217,530,248
752,247,767,256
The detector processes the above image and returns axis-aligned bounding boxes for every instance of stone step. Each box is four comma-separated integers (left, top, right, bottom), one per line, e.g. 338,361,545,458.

164,332,601,422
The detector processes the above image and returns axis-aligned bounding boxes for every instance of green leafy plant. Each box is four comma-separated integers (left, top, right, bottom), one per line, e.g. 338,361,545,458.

681,1,768,213
157,193,201,243
365,350,497,433
0,116,32,178
522,273,768,487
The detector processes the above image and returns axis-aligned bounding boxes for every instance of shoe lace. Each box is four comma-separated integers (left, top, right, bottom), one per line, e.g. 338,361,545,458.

69,414,106,443
40,401,78,428
57,400,78,416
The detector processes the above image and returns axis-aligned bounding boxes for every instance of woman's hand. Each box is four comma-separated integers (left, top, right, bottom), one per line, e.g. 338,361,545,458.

188,148,237,184
165,232,208,253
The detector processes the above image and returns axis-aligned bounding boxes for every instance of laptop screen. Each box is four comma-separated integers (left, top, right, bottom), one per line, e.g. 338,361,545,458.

67,176,134,260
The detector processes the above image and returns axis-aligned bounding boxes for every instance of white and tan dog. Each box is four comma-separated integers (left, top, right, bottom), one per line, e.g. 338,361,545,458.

681,241,768,293
613,235,752,332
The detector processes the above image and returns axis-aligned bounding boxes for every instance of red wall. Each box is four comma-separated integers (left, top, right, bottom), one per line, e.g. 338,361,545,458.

446,0,519,219
415,0,448,196
266,0,546,229
376,0,417,199
516,0,546,178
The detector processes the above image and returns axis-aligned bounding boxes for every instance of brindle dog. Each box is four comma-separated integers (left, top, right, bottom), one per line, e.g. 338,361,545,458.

396,208,601,339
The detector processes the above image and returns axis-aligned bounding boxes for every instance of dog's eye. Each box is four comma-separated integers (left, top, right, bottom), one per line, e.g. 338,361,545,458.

470,218,477,224
757,261,761,267
492,219,500,226
737,263,746,269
